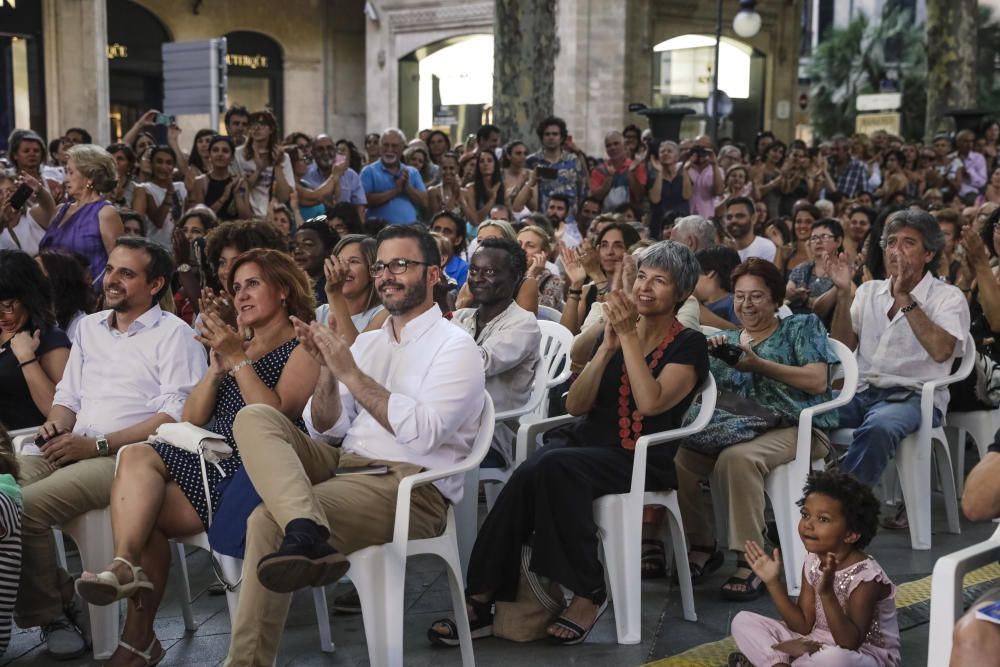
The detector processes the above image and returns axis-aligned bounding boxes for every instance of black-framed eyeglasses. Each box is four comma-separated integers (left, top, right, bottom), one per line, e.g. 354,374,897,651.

370,259,432,277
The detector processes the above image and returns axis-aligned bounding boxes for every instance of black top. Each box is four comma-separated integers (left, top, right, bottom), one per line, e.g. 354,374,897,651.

0,327,71,430
205,176,239,221
574,327,709,448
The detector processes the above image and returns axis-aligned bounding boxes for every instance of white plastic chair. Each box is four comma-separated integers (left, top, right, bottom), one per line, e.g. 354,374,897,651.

830,333,974,550
754,338,858,596
536,305,562,322
344,395,494,667
478,321,573,516
927,522,1000,667
946,407,1000,495
513,374,717,645
11,431,120,660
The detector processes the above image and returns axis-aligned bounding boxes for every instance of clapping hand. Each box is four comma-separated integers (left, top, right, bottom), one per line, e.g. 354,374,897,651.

576,242,603,280
198,287,237,329
559,243,587,287
323,254,350,297
960,225,991,271
526,253,546,281
603,290,639,337
622,253,638,292
816,551,838,596
195,310,246,368
743,540,782,586
824,252,854,292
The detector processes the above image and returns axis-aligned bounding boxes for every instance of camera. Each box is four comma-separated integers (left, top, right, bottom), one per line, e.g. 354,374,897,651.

709,342,745,366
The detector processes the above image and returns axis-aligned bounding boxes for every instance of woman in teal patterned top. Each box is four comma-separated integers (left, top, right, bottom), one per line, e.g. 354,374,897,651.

675,258,840,602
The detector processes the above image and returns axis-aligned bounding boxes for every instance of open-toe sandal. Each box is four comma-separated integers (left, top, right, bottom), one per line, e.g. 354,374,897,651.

687,543,725,584
116,637,164,666
547,600,609,646
75,557,154,606
720,560,766,602
641,539,666,580
428,596,494,647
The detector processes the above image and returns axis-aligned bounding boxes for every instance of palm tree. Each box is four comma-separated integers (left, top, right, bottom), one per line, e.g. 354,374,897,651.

806,6,926,140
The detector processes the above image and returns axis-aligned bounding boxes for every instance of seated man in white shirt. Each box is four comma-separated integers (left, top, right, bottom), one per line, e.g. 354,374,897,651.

725,196,777,263
17,237,206,660
452,238,541,469
224,224,485,666
828,209,969,487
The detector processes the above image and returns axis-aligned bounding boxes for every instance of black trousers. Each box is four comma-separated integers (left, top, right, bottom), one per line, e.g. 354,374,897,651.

466,438,678,606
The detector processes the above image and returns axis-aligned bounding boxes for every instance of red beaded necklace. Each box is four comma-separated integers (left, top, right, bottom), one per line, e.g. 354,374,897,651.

617,320,684,450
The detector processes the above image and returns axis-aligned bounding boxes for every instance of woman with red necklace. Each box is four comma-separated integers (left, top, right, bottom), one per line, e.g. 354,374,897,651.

428,241,709,647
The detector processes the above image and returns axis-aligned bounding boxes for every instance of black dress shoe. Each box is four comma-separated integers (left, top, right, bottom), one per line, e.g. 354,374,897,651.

256,519,350,593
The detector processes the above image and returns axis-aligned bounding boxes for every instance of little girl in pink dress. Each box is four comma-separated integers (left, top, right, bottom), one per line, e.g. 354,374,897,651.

730,470,900,666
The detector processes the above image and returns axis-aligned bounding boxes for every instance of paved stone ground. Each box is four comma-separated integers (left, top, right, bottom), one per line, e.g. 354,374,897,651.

0,490,992,666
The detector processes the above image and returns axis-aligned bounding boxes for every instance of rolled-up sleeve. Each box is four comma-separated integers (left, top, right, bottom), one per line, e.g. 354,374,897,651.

387,336,485,455
149,331,207,421
52,326,85,414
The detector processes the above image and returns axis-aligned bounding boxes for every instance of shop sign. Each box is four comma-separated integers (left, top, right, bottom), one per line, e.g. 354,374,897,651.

226,53,269,70
855,112,901,136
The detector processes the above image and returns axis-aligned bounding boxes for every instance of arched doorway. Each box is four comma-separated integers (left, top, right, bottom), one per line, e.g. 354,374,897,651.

652,35,765,147
106,0,171,141
223,31,284,131
398,34,493,146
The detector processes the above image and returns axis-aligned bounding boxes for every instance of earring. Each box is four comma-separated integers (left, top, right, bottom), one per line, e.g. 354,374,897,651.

86,182,94,191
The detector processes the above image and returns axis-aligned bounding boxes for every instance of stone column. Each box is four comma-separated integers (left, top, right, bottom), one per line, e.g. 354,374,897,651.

43,0,110,145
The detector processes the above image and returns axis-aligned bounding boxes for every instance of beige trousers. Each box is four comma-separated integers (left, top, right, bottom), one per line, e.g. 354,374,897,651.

224,404,448,667
14,454,116,627
675,427,829,553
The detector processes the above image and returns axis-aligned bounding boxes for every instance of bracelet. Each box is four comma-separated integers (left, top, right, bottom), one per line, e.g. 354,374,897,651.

568,288,583,296
228,358,253,377
18,357,38,369
901,301,919,314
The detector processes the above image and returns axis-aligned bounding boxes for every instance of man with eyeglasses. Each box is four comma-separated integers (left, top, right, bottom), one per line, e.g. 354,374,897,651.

223,224,485,665
828,209,969,496
724,196,776,263
452,238,540,470
299,134,366,221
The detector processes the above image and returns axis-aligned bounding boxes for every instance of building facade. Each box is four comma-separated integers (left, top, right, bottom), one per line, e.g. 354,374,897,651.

3,0,801,157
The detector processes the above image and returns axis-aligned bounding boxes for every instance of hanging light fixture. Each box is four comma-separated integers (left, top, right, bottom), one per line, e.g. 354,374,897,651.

733,0,762,38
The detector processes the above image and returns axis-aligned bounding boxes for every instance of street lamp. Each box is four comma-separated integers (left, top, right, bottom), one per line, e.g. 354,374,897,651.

733,0,762,39
710,0,762,143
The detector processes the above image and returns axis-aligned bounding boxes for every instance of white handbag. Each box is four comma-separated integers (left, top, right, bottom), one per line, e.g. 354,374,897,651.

147,422,232,525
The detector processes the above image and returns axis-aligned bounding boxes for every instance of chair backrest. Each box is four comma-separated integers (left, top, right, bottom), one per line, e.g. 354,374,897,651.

537,320,573,388
458,395,496,474
826,337,859,400
536,305,562,322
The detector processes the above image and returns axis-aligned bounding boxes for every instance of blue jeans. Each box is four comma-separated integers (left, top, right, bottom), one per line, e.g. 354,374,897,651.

837,386,942,486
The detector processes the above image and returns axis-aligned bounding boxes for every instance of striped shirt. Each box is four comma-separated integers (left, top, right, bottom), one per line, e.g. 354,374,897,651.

0,492,22,655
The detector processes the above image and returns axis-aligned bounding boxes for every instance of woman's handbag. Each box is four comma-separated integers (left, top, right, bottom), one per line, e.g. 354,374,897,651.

681,389,790,456
146,422,240,589
493,545,566,642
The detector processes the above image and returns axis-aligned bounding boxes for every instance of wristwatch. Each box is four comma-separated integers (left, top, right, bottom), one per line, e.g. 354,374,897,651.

95,434,110,457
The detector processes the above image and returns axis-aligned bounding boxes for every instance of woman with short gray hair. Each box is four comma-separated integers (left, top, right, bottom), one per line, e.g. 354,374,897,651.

38,145,124,284
429,240,710,647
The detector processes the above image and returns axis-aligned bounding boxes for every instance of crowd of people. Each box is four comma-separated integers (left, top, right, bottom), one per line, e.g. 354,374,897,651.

2,107,1000,665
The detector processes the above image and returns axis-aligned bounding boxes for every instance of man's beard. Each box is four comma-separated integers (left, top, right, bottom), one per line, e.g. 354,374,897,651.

381,280,425,315
728,223,750,239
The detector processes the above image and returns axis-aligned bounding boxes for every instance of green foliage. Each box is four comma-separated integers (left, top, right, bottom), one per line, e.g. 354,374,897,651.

806,6,926,140
808,5,1000,140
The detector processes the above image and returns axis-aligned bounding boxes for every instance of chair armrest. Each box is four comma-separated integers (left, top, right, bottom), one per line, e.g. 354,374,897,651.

9,427,41,455
495,406,532,422
930,528,1000,636
514,414,576,468
548,366,572,388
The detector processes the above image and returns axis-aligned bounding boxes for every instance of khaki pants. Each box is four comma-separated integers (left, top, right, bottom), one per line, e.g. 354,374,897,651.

15,454,116,627
675,427,829,552
224,405,448,667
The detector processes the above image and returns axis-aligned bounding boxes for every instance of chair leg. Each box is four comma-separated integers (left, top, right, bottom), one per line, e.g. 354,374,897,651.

933,436,962,535
896,435,932,550
65,511,119,660
312,587,335,653
596,497,643,644
455,470,479,576
174,542,196,632
663,495,697,623
350,548,406,667
436,538,475,667
768,481,806,597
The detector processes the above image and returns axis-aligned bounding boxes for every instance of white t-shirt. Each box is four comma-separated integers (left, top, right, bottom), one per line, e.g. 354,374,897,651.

234,150,294,217
0,211,47,256
140,181,187,250
737,235,777,263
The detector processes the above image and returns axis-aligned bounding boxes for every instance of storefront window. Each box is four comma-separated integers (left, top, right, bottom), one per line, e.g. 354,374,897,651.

223,31,283,130
0,0,45,150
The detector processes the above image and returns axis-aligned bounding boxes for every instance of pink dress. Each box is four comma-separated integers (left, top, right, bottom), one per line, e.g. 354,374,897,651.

731,553,901,666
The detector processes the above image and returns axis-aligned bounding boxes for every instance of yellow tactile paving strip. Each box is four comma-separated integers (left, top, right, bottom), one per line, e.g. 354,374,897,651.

644,563,1000,667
